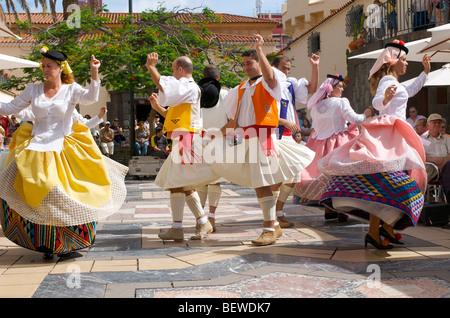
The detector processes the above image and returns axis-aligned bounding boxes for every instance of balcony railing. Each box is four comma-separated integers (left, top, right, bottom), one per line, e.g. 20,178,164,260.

363,0,449,43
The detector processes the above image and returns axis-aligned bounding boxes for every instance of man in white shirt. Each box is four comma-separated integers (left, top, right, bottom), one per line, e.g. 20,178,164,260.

421,113,450,201
270,53,319,228
211,35,314,245
147,53,218,242
406,106,426,127
414,117,428,136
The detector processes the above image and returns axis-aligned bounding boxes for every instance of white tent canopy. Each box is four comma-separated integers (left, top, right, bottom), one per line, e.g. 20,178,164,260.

349,37,450,63
0,20,38,69
401,63,450,86
418,24,450,55
0,53,39,69
0,21,21,39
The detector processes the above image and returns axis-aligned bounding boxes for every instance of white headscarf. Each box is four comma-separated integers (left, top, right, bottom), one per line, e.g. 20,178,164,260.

307,75,342,110
368,40,408,79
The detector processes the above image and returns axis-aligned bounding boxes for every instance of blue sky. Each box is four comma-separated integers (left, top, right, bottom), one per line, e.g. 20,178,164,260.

26,0,286,17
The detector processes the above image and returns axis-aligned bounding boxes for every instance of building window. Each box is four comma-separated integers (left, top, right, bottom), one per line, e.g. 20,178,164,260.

345,4,365,37
308,32,320,56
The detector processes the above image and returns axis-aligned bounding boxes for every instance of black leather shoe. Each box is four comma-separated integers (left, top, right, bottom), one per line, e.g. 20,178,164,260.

364,233,393,250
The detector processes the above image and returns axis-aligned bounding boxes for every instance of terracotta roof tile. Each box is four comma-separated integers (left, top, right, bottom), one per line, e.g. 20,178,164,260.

3,12,278,25
0,31,278,46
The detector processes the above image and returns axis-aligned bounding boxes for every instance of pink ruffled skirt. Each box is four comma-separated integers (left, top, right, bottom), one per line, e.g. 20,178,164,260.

317,115,426,228
293,124,359,203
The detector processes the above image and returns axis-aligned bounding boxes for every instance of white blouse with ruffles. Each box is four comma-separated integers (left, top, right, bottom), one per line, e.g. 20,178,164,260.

0,79,100,153
310,97,366,140
372,72,428,121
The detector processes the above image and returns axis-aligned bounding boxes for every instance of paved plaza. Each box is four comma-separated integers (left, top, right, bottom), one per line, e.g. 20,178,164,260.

1,178,449,300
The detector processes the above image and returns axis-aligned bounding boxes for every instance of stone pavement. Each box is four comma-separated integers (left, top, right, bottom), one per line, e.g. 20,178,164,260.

1,178,449,300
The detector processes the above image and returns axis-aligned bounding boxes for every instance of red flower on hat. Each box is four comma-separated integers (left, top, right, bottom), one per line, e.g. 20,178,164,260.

399,41,405,46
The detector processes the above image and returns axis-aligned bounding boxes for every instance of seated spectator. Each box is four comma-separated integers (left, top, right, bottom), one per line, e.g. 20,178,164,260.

8,115,19,136
293,131,306,145
301,118,312,142
149,127,170,159
135,120,150,156
99,121,115,157
440,118,450,137
111,118,124,146
414,118,428,136
84,114,100,145
406,106,426,127
421,113,450,201
4,135,12,150
0,115,9,138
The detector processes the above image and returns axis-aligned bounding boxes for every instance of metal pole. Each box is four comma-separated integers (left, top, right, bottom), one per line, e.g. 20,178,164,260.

129,0,135,157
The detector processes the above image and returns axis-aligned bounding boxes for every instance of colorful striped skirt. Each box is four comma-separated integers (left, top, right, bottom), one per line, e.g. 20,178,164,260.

1,199,96,255
319,171,424,230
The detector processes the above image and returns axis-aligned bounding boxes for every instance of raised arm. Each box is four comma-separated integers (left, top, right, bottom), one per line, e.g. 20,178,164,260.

146,52,163,93
254,34,277,89
306,53,320,94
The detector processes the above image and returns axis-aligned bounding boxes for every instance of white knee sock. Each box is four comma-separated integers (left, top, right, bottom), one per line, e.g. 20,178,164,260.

185,191,204,219
277,183,293,204
272,190,280,201
258,195,276,222
196,185,208,207
170,193,185,223
208,184,222,208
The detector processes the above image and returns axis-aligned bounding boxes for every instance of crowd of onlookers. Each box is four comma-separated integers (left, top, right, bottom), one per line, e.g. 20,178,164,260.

0,114,19,153
407,106,450,202
88,113,170,159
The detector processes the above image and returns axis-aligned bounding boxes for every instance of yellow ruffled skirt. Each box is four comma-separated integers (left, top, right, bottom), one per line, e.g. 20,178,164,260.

0,120,128,227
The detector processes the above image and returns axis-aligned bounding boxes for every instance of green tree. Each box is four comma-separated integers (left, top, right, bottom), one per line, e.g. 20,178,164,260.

3,5,247,94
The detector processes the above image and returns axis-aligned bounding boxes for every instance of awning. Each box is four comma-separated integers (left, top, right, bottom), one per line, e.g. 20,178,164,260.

401,63,450,86
418,24,450,56
349,34,450,63
0,53,39,69
0,21,21,39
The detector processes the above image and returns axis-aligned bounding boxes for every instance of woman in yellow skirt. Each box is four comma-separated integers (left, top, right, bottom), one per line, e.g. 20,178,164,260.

0,48,128,258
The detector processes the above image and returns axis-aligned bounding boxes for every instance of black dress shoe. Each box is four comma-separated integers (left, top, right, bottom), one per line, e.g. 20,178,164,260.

380,227,404,244
364,233,393,250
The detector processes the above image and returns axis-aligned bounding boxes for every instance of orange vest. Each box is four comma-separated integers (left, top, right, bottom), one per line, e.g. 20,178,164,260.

233,80,279,128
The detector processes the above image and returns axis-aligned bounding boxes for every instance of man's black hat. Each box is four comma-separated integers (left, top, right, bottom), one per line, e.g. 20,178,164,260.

198,77,221,108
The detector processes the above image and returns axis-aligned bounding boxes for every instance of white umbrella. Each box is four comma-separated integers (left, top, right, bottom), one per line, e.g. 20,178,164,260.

349,37,449,63
418,24,450,57
0,53,39,69
0,21,21,39
401,63,450,86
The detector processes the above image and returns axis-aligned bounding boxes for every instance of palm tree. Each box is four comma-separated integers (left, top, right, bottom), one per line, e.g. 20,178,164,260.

0,0,56,25
62,0,77,19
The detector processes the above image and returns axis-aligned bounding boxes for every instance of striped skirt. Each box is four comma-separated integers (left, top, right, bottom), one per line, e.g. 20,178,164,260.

319,171,424,230
1,199,96,255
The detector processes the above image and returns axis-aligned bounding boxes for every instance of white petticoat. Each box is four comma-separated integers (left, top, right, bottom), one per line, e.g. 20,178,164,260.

204,134,315,189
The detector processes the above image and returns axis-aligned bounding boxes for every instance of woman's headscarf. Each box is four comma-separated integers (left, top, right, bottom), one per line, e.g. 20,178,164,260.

306,74,344,110
368,40,409,79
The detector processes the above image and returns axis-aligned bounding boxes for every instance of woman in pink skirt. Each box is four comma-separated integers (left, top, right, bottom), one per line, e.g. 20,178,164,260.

293,74,373,220
318,40,431,249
